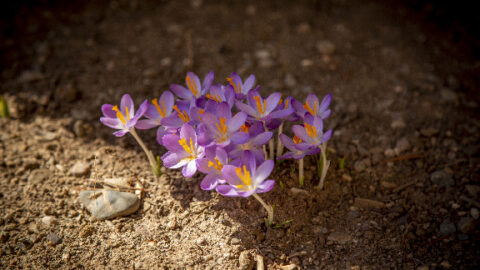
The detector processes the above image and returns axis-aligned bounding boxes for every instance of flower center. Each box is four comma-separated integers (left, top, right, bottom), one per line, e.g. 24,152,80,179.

206,93,222,102
152,98,167,118
178,137,196,158
293,135,302,144
240,123,250,133
253,95,266,114
208,157,223,171
226,77,241,94
112,105,130,125
173,105,190,122
303,100,318,116
235,165,252,190
304,122,317,139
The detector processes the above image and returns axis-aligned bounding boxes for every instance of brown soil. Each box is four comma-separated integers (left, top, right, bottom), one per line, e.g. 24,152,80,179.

1,0,479,269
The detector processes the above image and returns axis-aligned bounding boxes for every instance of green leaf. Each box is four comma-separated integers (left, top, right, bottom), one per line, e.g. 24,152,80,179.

0,96,9,118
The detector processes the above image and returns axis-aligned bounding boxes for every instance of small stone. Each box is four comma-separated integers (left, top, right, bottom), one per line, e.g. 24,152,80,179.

160,57,171,67
18,70,45,83
284,73,297,87
73,120,86,137
79,190,140,220
440,261,451,269
439,219,456,235
70,161,91,177
62,252,70,262
230,237,241,245
391,119,406,129
238,250,254,270
255,49,271,60
341,174,352,182
384,148,395,157
28,169,50,184
46,233,62,245
300,59,314,67
420,127,438,137
316,40,335,55
380,181,397,189
354,198,386,209
353,160,366,172
290,187,309,196
79,225,96,238
457,217,475,234
143,68,159,78
471,208,479,219
394,137,411,155
327,232,351,244
430,171,454,187
196,238,206,245
41,216,57,227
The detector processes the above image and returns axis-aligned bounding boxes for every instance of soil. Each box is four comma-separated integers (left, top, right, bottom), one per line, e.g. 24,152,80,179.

1,0,479,269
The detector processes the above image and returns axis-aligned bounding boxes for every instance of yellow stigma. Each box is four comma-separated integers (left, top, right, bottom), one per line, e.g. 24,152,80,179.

226,77,241,94
303,100,318,115
207,157,223,171
235,165,252,189
173,105,190,122
253,95,266,114
206,93,222,102
216,118,228,134
293,135,302,144
152,98,167,117
178,137,195,156
186,76,199,97
240,123,249,133
284,98,290,109
112,105,127,125
304,122,317,139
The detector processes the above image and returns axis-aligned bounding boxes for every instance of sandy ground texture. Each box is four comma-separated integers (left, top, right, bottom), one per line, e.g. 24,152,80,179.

1,0,479,269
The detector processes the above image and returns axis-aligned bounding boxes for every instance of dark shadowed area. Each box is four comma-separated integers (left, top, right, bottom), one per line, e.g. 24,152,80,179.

1,0,479,269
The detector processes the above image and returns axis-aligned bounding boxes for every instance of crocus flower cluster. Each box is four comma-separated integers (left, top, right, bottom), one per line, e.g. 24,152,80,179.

100,71,333,224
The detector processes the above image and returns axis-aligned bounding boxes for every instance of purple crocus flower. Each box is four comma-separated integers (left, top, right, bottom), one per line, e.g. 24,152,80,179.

205,84,235,108
170,71,214,103
292,114,332,147
236,89,281,121
161,123,205,177
277,134,320,160
227,121,272,163
201,102,248,147
292,93,331,119
100,94,148,137
135,91,175,144
216,151,275,197
161,101,198,129
226,72,256,100
197,147,229,190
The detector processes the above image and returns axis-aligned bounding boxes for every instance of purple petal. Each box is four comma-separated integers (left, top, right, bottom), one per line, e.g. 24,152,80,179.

221,165,243,186
256,180,275,193
255,160,274,183
292,125,310,143
243,74,255,93
228,112,247,132
279,134,296,152
180,123,196,141
162,134,182,152
132,100,148,121
319,93,332,112
182,160,197,178
135,119,158,130
216,147,228,164
235,101,257,118
251,132,273,146
113,129,128,137
100,117,122,129
120,94,134,115
320,109,331,119
170,84,193,100
200,173,220,190
101,104,116,118
162,152,181,168
306,94,320,112
264,92,281,115
321,129,333,143
216,185,241,197
202,70,215,91
278,152,295,160
160,90,175,115
231,132,249,144
161,114,184,128
217,102,232,120
156,127,168,145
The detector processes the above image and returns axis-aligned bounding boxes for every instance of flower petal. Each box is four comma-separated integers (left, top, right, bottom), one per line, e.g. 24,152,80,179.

231,131,249,144
100,117,122,129
221,165,243,186
243,74,255,94
182,160,197,177
256,180,275,193
228,111,247,132
160,90,175,115
162,134,182,152
101,104,116,118
255,160,274,183
216,185,241,197
120,94,134,115
264,92,281,115
135,119,158,130
235,101,257,118
202,70,215,92
170,84,192,99
251,132,273,146
113,129,128,137
200,173,220,190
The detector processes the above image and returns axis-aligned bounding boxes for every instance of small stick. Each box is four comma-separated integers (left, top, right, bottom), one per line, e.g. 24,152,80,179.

276,121,284,157
299,158,304,186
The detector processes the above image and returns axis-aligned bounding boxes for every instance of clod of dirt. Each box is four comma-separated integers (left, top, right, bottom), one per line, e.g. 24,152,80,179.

28,169,50,184
79,190,140,220
238,250,254,270
354,198,386,209
46,232,62,246
327,231,352,244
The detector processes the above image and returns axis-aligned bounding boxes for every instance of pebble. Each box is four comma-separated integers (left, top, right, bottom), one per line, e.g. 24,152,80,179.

430,171,454,187
70,161,91,177
327,232,351,244
279,264,298,270
290,187,309,196
394,137,411,155
79,190,140,220
353,160,366,172
420,127,438,137
391,119,406,129
46,232,62,245
471,208,479,219
384,148,395,158
230,237,241,245
238,250,254,270
380,181,397,189
342,174,352,182
28,169,50,184
439,219,456,235
316,40,335,55
79,225,96,238
457,217,475,234
255,49,271,60
354,198,386,209
41,216,57,227
300,59,314,67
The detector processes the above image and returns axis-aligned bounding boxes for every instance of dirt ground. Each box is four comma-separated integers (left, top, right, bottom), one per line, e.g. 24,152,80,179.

1,0,479,269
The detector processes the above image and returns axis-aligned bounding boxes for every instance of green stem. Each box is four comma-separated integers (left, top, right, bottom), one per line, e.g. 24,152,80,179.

253,193,274,226
316,142,330,190
130,128,159,176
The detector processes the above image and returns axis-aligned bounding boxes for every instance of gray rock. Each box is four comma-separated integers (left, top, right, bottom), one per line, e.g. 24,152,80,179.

70,161,90,177
28,169,50,184
457,217,475,234
327,232,351,244
79,190,140,220
430,171,454,187
41,216,57,227
439,219,456,235
46,232,62,245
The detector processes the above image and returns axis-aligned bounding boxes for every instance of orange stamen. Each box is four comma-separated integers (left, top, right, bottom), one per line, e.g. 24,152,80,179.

240,123,250,133
112,105,126,125
293,135,302,144
152,98,167,117
173,105,190,122
227,77,241,94
186,76,199,97
253,95,266,114
304,123,317,138
235,165,252,189
207,157,223,171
